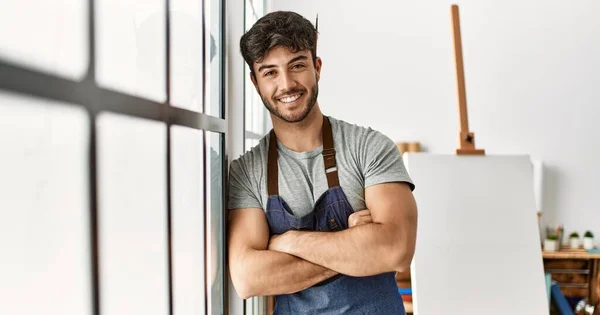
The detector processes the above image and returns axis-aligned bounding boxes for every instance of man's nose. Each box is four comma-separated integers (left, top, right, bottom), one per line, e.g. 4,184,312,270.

279,71,297,92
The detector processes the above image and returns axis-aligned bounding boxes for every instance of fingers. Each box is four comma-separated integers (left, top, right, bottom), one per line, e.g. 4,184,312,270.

356,216,373,226
348,209,373,228
348,211,361,227
354,216,372,227
353,209,371,216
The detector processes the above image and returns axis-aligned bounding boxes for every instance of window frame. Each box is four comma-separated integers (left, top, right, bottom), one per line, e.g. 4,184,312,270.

0,0,228,314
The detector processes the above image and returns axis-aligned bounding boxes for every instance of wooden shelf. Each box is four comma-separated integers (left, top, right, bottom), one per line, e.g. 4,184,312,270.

543,249,600,260
543,249,600,307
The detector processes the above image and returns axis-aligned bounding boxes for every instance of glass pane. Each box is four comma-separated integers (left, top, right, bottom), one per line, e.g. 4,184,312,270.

205,0,222,117
244,0,265,31
0,90,92,315
0,0,88,80
96,112,169,315
170,0,203,112
244,0,268,151
206,132,224,314
171,125,206,315
95,0,166,102
245,138,260,152
244,79,267,136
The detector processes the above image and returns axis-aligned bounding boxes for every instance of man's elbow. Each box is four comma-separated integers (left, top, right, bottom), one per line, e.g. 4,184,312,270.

389,235,416,272
231,272,256,300
388,246,414,273
392,207,417,272
229,253,258,299
236,287,254,300
392,251,414,273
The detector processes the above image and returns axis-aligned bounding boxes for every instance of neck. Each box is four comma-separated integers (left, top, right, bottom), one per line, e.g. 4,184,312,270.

271,104,324,152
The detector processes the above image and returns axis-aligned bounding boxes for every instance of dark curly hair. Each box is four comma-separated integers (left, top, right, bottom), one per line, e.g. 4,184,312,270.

240,11,318,76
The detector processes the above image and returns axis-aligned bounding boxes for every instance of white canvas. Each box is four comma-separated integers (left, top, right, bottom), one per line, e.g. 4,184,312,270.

404,153,548,315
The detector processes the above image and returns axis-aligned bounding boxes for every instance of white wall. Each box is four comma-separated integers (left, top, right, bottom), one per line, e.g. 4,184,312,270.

270,0,600,244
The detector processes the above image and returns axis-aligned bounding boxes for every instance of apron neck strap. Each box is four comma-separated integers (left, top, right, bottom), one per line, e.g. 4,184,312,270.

322,116,340,188
267,128,279,196
267,116,340,196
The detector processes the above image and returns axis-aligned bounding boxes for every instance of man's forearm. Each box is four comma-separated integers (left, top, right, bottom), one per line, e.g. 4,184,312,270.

273,223,410,277
232,248,338,299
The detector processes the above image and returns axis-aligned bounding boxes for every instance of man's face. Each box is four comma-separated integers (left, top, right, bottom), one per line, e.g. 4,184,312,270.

251,46,322,123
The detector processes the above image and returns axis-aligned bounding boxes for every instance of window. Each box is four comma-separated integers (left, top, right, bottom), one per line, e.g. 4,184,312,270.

0,0,88,80
0,1,226,315
205,0,223,117
96,0,166,102
244,0,270,152
0,91,92,315
171,126,206,315
207,132,224,314
96,113,170,315
170,0,204,112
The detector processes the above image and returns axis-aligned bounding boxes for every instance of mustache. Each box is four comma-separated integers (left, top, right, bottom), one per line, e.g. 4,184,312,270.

274,88,306,100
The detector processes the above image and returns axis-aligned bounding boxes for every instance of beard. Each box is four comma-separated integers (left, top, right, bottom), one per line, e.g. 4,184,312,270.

260,83,319,123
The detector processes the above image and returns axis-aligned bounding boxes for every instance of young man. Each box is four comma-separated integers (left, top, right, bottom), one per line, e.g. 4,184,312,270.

228,11,418,314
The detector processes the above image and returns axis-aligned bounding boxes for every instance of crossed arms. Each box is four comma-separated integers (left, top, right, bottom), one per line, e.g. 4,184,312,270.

227,182,417,299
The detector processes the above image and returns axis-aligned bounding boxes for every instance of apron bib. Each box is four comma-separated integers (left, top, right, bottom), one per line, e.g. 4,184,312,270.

265,116,406,314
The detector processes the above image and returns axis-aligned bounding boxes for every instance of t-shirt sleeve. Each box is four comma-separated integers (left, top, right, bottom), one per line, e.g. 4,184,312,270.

362,129,415,191
227,158,263,210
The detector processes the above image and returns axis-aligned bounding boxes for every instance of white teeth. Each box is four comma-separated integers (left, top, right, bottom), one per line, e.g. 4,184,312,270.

279,94,301,103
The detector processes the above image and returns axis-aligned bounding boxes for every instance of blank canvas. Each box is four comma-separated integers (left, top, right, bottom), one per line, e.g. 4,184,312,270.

404,153,548,315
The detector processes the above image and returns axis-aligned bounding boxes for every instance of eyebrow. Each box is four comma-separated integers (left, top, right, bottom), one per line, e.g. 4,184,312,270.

257,55,309,73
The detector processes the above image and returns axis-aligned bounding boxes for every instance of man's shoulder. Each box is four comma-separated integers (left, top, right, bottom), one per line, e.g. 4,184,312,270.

328,116,385,142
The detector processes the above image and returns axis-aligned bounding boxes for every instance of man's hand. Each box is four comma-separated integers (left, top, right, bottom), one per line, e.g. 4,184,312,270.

348,209,372,228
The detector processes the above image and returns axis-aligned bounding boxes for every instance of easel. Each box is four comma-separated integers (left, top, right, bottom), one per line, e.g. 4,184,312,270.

451,5,485,155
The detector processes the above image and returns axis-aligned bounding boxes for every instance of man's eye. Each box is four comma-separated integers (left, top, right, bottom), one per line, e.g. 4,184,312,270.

264,71,274,77
292,64,305,69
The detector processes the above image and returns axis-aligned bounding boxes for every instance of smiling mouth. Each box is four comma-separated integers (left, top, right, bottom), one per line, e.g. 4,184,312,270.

277,93,304,104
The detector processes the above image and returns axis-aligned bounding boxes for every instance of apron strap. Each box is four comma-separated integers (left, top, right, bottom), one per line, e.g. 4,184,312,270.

322,116,340,188
268,129,279,196
267,116,340,196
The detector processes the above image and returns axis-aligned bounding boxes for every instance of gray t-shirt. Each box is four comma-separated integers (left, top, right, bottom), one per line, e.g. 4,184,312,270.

228,117,415,217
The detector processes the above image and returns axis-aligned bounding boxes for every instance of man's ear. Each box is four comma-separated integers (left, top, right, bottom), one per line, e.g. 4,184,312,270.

315,57,323,81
